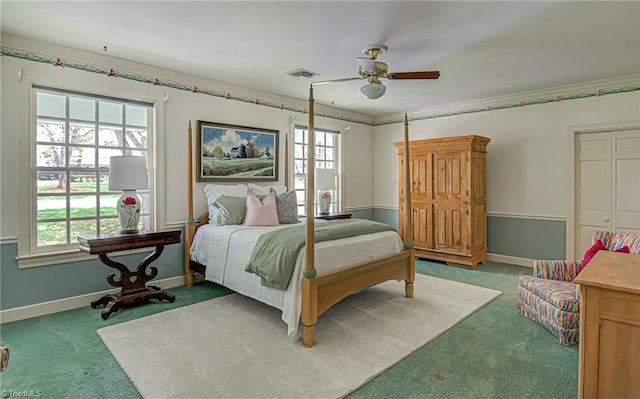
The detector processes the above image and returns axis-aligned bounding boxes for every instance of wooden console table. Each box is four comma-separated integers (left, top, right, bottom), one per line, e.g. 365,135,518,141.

79,229,181,320
574,250,640,399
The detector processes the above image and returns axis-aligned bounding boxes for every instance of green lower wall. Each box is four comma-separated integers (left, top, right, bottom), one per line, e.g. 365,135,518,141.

487,216,566,260
0,213,566,311
373,208,399,228
349,208,375,220
370,208,566,260
0,231,184,311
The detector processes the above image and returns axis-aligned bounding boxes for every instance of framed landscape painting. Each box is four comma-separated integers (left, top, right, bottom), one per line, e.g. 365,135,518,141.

196,120,279,182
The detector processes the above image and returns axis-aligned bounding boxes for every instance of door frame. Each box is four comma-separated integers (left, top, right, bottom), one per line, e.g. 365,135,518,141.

567,121,640,259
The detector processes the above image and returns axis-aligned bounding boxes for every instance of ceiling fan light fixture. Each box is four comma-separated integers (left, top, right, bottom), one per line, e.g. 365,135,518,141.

360,82,386,99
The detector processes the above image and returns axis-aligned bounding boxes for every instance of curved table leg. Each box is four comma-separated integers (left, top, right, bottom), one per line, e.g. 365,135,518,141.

92,245,176,319
91,295,112,309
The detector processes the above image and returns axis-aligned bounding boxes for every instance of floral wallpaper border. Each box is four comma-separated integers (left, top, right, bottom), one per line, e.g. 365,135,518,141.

378,85,640,126
2,47,639,127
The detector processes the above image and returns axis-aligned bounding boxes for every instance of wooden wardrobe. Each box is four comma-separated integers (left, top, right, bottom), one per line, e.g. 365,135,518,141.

394,135,490,269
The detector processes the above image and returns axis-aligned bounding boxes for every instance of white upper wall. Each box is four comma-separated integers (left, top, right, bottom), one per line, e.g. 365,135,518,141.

2,35,638,241
0,36,375,239
373,91,640,218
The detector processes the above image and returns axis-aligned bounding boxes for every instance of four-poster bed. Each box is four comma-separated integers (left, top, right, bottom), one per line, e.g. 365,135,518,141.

184,86,415,347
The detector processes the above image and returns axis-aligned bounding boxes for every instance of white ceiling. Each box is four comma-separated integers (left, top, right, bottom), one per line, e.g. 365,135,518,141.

1,1,639,117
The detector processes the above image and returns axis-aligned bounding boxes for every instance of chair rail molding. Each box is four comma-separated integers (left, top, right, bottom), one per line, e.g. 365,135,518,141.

487,212,566,221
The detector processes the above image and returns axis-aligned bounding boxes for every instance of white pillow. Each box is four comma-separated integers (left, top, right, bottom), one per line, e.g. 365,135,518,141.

247,183,286,196
244,192,279,226
204,184,248,224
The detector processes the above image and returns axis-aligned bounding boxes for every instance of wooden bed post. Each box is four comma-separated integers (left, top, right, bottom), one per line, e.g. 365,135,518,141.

403,113,415,298
184,120,196,287
181,108,415,346
301,85,318,348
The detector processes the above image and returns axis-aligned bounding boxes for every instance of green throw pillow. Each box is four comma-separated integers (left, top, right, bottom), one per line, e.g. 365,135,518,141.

213,195,246,225
270,188,300,224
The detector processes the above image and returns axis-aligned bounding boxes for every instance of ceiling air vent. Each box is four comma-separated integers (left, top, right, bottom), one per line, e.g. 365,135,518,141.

286,68,319,80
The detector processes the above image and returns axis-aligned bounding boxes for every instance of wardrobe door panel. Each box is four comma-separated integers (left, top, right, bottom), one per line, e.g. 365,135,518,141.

434,203,467,254
433,151,468,201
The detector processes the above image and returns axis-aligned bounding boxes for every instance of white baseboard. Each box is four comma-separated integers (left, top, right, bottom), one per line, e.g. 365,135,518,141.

0,254,531,324
0,275,185,324
487,253,533,268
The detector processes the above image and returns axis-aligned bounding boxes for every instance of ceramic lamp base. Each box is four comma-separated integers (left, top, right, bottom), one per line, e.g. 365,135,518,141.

117,190,141,234
318,192,332,215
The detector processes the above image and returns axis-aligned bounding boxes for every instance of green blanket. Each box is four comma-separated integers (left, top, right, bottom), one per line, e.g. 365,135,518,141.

244,218,396,290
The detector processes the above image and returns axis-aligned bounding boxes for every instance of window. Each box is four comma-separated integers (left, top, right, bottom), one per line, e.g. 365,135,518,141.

293,126,340,215
31,86,154,253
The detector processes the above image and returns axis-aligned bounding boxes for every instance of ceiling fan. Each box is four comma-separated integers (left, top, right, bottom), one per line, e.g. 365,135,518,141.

313,44,440,100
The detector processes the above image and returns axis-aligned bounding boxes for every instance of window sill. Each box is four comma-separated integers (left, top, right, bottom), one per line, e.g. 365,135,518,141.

16,247,151,269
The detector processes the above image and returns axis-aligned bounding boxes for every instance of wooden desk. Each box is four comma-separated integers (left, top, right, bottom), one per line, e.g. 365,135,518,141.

574,251,640,399
79,229,181,320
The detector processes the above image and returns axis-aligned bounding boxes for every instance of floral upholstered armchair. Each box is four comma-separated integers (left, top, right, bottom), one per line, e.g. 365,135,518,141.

517,230,640,346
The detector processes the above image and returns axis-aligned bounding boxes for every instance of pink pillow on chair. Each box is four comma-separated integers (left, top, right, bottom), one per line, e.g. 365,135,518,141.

578,239,630,273
579,239,607,272
244,192,279,226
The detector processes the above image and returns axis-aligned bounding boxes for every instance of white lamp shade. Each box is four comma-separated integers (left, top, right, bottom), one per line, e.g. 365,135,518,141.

108,156,149,191
360,83,386,99
316,169,336,190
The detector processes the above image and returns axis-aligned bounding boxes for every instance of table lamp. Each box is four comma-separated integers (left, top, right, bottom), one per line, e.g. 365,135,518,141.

316,168,336,215
109,156,149,234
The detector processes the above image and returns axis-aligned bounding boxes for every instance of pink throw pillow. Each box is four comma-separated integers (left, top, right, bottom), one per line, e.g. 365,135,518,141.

615,245,630,254
579,239,607,272
578,240,630,274
244,193,279,226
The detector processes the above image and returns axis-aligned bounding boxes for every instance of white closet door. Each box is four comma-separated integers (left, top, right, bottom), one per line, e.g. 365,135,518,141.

576,132,611,256
612,129,640,235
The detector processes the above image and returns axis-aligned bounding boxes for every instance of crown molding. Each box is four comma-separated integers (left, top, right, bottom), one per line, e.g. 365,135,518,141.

373,74,640,126
2,34,637,128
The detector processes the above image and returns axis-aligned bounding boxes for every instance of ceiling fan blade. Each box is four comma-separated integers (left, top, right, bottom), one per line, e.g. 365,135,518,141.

387,71,441,80
356,57,377,73
312,77,364,85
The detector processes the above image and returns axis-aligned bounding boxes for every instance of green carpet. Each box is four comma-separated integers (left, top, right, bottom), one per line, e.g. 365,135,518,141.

0,261,578,398
347,261,578,399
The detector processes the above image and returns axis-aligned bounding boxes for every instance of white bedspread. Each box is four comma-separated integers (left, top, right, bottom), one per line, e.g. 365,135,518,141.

190,221,404,337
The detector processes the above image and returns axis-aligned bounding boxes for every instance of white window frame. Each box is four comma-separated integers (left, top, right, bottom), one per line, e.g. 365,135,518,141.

16,84,162,268
293,125,341,216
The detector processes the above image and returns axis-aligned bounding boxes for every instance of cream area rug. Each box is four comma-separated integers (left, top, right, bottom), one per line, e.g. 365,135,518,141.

97,274,501,399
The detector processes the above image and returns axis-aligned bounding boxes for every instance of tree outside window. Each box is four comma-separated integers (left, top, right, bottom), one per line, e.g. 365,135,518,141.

34,87,152,249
